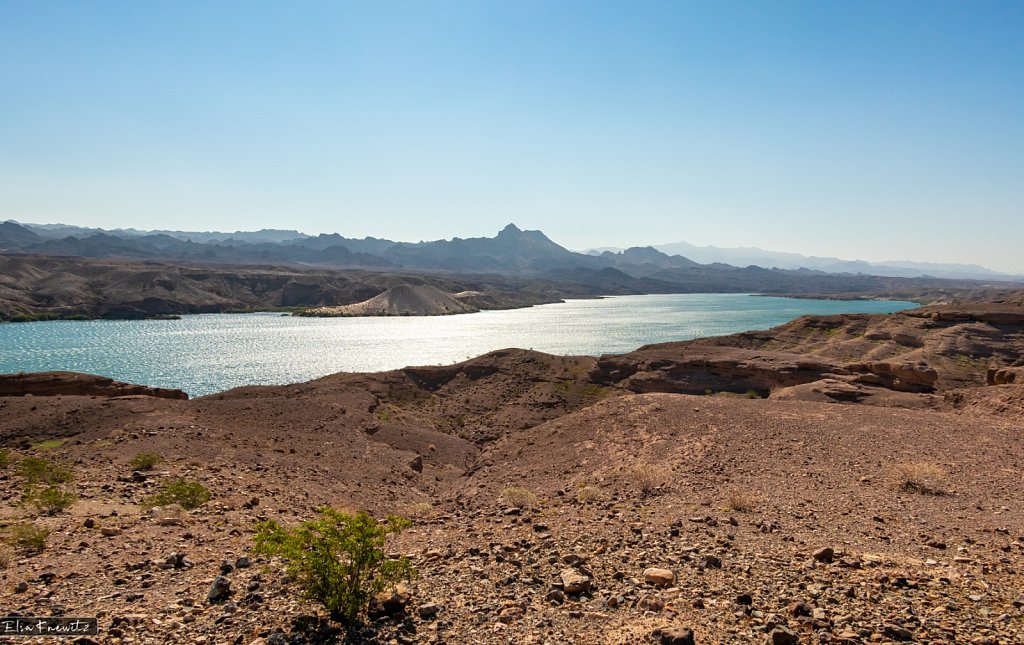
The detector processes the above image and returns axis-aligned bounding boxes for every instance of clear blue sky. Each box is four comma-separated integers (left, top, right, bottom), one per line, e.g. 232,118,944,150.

1,1,1022,271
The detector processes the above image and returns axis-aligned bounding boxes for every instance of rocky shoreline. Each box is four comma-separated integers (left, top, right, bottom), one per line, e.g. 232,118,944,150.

0,300,1022,644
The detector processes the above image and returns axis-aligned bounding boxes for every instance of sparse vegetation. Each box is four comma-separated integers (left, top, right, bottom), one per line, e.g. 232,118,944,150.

894,462,947,495
130,452,162,471
253,509,415,623
500,486,540,509
25,485,77,516
724,487,756,512
16,457,73,485
7,523,49,555
0,449,8,469
629,463,671,496
30,438,67,451
575,485,605,503
144,479,212,510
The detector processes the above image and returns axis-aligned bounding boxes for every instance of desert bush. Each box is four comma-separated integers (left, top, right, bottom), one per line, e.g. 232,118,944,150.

144,479,211,510
253,509,415,623
724,487,756,512
894,462,947,495
499,486,539,509
575,485,605,503
25,485,78,516
7,523,49,555
0,449,9,469
16,457,73,485
629,464,670,496
130,452,162,471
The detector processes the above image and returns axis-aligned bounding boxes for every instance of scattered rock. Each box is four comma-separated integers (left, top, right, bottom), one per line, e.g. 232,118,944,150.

812,547,834,563
766,626,799,645
644,567,676,588
208,576,232,604
368,583,411,619
560,567,592,595
655,626,695,645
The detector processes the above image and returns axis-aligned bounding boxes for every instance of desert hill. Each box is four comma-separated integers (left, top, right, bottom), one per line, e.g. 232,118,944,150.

303,284,479,317
0,301,1022,643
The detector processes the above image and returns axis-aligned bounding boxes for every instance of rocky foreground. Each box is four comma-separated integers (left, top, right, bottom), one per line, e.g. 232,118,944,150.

0,301,1022,644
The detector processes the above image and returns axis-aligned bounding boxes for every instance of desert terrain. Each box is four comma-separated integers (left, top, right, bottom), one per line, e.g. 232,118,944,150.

0,299,1022,644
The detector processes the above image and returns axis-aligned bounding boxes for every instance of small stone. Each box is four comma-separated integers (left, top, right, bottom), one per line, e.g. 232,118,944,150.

644,567,675,587
220,560,234,574
100,527,122,537
812,547,834,563
560,567,592,595
14,581,28,593
882,623,914,641
235,556,251,569
927,540,947,550
735,593,753,606
418,603,440,619
165,552,187,569
544,589,565,605
367,583,411,619
409,455,423,473
701,554,722,569
657,627,695,645
83,518,96,529
767,626,799,645
208,576,232,603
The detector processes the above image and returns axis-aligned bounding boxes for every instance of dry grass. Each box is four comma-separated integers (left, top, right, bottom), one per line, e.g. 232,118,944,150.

499,486,540,510
575,485,605,503
894,462,947,495
724,487,756,512
629,464,671,496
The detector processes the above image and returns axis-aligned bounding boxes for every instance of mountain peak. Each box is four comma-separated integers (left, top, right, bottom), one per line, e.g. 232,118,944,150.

497,223,522,237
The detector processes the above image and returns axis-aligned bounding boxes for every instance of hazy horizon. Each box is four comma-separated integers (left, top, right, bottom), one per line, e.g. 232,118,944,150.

2,2,1022,272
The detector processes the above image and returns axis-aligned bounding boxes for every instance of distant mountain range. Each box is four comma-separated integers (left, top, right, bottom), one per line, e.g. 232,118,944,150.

2,220,1019,302
588,240,1021,282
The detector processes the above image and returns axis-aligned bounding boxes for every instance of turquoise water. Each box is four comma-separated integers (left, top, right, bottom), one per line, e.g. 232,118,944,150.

0,294,917,397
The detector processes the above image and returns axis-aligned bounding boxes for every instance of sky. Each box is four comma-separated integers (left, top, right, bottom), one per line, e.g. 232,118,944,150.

1,1,1022,272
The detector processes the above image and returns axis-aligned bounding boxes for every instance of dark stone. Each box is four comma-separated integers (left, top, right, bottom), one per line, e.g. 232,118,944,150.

812,547,834,563
882,624,914,641
767,626,799,645
656,627,695,645
208,575,232,603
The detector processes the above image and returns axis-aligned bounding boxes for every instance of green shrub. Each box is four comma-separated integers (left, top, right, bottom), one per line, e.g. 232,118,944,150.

253,509,415,623
129,452,162,471
7,523,48,554
0,449,8,469
16,457,73,485
25,485,78,516
143,479,211,510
